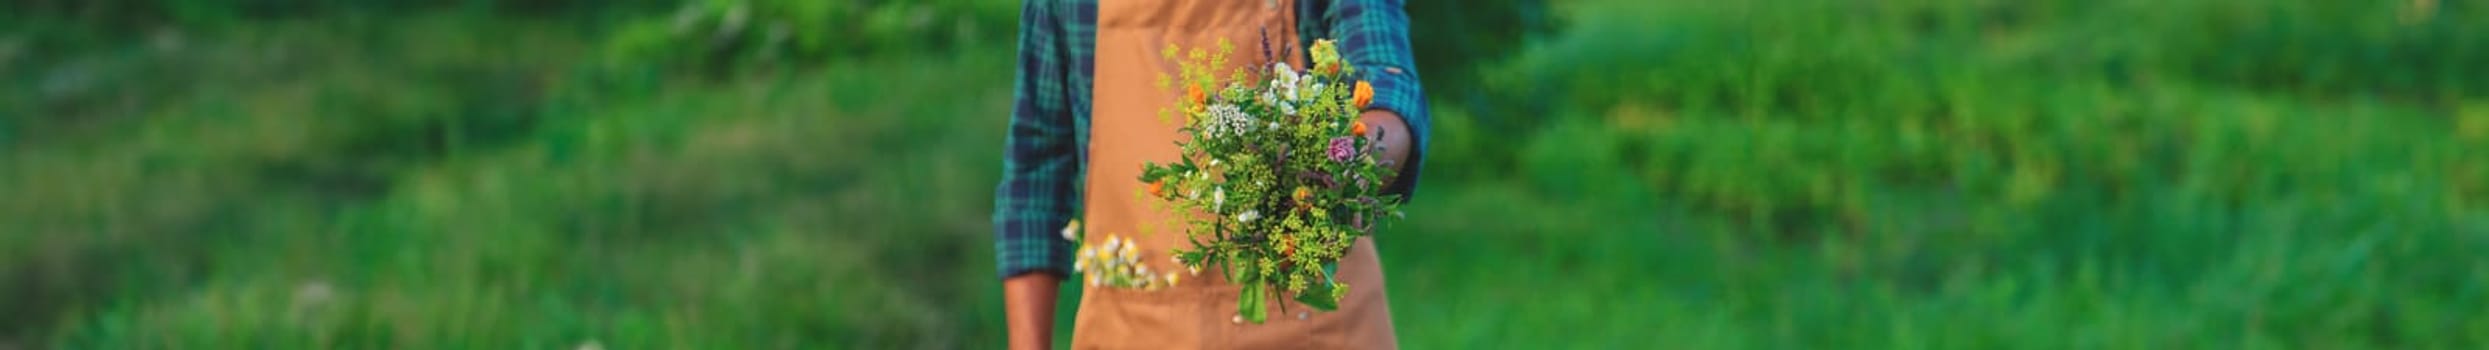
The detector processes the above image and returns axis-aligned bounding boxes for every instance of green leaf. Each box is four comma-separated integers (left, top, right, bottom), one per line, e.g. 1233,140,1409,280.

1240,282,1269,324
1293,281,1339,311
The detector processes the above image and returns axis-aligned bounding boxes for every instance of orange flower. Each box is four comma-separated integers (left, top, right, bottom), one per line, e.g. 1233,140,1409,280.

1351,121,1369,137
1187,85,1206,105
1292,186,1313,204
1351,80,1374,110
1148,180,1167,197
1277,236,1297,258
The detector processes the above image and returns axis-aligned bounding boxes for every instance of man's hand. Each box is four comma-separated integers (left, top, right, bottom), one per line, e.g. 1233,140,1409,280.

1359,110,1414,181
1005,274,1062,350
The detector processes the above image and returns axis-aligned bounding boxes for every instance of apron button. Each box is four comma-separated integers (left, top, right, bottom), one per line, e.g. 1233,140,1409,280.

1297,312,1310,320
1232,315,1246,324
1385,67,1405,75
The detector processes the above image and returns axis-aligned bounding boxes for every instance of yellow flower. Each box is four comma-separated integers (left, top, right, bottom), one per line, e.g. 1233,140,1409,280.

1119,240,1139,263
1310,39,1342,75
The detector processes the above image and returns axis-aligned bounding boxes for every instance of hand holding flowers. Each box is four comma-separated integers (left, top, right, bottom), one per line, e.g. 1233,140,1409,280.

1078,38,1400,324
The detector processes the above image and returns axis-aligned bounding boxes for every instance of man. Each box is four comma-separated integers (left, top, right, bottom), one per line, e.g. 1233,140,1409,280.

995,0,1428,348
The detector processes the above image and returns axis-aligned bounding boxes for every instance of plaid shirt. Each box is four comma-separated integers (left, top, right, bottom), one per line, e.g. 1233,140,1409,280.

996,0,1431,279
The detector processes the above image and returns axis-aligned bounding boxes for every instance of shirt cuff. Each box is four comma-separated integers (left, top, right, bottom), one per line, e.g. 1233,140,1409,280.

996,216,1076,279
1360,65,1429,200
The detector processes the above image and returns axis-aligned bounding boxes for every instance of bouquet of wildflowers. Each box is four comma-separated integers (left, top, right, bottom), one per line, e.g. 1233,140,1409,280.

1070,38,1401,324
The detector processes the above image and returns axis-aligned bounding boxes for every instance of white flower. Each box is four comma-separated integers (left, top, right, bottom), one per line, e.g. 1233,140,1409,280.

1101,236,1121,254
1203,104,1250,138
1272,62,1302,101
1060,220,1081,241
1089,275,1101,287
1237,210,1260,223
1214,188,1226,209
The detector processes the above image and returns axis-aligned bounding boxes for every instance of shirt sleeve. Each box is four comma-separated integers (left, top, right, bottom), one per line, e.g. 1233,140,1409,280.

1320,0,1431,199
994,0,1081,280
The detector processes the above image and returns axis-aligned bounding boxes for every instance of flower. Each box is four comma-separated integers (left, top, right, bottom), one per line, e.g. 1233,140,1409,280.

1075,246,1095,271
1351,80,1374,109
1277,236,1297,258
1327,136,1357,163
1203,104,1251,138
1310,39,1343,75
1120,241,1139,263
1148,181,1166,197
1061,219,1082,241
1272,62,1302,99
1119,39,1408,314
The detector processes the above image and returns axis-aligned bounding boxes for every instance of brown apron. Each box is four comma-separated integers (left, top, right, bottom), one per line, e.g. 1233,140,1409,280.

1074,0,1398,348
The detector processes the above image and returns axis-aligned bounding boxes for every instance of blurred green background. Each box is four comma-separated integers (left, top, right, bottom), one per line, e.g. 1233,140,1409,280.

5,0,2488,348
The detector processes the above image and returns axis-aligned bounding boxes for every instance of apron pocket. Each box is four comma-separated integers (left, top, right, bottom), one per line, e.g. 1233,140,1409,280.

1073,286,1205,349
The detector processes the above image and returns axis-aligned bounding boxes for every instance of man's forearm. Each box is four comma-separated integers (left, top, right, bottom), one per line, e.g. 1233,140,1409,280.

1005,274,1062,350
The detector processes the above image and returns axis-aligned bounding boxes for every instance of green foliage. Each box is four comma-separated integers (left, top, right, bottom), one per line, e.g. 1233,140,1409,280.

1408,0,2489,347
2,0,671,28
1403,0,1555,113
4,0,2489,348
600,0,1013,73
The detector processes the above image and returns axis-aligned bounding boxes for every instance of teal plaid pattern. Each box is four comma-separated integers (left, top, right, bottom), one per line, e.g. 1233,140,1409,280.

996,0,1430,279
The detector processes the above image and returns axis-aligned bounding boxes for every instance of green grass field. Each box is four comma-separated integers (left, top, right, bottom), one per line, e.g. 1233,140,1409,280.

5,0,2488,348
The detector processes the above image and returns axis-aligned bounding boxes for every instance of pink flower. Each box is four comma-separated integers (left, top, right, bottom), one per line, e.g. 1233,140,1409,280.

1327,136,1357,163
